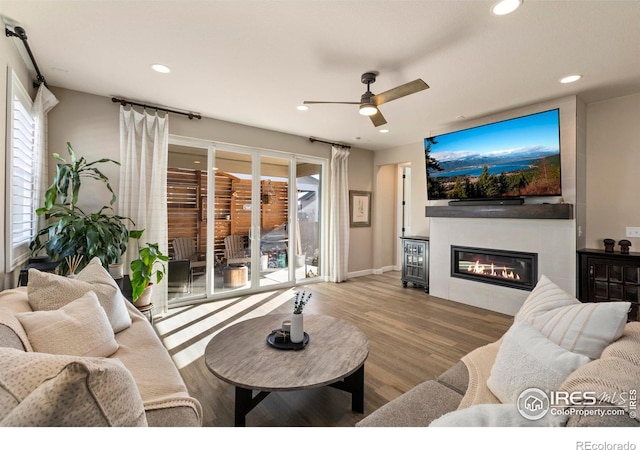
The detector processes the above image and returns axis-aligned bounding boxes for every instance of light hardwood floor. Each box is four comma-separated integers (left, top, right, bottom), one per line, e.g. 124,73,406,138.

155,271,513,427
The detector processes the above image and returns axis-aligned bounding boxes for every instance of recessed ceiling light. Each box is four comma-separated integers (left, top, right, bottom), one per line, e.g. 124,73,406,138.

151,64,171,74
560,74,582,84
296,105,309,111
379,129,390,133
491,0,523,16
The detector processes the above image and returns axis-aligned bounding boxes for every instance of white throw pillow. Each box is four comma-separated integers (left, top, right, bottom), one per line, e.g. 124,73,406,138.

27,257,131,333
516,275,629,359
16,291,119,358
487,318,590,404
429,403,567,427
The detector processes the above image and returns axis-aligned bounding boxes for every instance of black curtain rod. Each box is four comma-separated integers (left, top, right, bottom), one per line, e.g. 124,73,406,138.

5,26,47,88
112,97,202,120
309,137,351,149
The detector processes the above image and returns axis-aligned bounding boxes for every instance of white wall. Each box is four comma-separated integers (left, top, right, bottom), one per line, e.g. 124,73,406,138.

374,141,430,238
585,93,640,250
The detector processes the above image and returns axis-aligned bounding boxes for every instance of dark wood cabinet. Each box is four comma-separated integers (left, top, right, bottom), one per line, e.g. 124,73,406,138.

400,236,429,293
577,248,640,321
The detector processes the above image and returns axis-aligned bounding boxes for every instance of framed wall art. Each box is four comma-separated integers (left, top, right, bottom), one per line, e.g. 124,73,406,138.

349,190,371,227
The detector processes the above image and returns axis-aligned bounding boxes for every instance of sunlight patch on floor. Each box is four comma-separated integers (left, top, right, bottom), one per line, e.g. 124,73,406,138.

155,298,236,336
169,288,295,369
160,291,273,351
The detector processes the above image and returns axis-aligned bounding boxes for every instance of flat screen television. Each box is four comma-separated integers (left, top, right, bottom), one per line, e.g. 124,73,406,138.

425,108,561,200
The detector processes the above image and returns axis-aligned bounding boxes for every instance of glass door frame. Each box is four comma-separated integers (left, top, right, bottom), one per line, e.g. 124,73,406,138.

167,135,328,307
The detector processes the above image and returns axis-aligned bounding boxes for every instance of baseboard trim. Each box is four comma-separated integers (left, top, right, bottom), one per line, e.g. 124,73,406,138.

348,266,396,278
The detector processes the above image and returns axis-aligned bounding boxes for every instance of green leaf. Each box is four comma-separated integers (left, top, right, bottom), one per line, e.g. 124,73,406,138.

129,229,144,240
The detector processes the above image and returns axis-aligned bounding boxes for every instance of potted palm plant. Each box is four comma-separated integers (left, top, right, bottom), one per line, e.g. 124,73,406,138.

130,242,168,305
30,142,142,275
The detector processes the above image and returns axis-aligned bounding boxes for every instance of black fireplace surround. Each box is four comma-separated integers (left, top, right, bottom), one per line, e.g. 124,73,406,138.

451,246,538,291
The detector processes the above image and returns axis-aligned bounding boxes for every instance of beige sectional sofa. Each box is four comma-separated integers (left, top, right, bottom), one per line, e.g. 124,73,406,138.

358,276,640,427
0,258,201,427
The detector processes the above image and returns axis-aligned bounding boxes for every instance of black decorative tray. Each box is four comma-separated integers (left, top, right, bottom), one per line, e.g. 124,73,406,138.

266,329,309,350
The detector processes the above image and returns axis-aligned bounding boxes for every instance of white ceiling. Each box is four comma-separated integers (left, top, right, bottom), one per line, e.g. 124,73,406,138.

2,1,640,151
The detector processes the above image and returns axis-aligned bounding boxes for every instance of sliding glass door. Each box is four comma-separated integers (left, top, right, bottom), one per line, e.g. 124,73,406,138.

258,155,290,288
295,161,322,282
167,138,325,306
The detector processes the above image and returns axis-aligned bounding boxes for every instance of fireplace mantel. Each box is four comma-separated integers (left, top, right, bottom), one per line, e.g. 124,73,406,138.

425,203,573,220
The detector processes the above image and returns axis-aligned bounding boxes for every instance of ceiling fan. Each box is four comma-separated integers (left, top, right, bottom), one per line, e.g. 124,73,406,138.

303,72,429,127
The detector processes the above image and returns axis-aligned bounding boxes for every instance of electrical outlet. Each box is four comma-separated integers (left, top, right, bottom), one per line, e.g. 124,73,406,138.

626,227,640,238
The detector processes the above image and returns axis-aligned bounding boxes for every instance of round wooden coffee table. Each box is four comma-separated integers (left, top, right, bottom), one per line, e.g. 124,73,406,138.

205,313,369,426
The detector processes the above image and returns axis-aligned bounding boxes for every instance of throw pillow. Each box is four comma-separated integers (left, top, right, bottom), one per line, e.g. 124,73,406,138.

516,275,629,359
429,403,567,427
27,257,131,333
487,318,590,404
0,347,147,426
16,291,119,357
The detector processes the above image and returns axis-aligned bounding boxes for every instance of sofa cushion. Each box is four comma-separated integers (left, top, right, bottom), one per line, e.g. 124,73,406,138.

516,275,629,359
27,257,131,333
430,403,567,427
113,301,202,425
16,291,118,357
0,348,147,426
436,361,469,396
560,322,640,424
356,380,463,427
487,318,590,403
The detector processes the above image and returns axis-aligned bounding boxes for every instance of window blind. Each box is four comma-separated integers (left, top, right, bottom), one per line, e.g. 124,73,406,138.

5,69,37,271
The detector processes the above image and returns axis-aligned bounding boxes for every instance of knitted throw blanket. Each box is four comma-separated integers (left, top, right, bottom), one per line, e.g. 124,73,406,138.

560,322,640,422
458,339,502,409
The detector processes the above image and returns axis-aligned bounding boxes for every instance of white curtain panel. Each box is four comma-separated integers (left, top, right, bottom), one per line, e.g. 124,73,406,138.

329,146,350,282
118,106,169,314
33,85,59,232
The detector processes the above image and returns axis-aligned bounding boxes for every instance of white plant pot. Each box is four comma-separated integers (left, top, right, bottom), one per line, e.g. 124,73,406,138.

296,254,305,268
108,263,124,279
136,285,153,307
290,313,304,343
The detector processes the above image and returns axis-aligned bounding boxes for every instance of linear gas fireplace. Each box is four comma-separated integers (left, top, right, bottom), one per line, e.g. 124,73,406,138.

451,246,538,291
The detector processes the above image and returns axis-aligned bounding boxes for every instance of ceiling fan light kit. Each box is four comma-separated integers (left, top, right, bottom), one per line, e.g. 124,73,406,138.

359,104,377,116
303,71,429,127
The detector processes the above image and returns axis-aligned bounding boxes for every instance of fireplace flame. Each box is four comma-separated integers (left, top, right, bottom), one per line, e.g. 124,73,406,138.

467,261,521,280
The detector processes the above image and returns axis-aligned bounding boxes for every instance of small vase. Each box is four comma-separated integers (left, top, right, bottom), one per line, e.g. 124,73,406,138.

290,313,304,343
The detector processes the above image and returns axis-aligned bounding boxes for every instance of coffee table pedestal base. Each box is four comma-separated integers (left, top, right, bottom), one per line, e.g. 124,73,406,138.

234,364,365,427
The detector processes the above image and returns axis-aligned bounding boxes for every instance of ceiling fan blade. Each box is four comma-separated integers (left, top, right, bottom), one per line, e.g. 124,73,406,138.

372,79,429,106
369,109,387,127
303,101,360,105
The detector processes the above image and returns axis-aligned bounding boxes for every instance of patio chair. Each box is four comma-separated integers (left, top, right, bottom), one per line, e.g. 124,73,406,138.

224,235,251,266
172,237,207,272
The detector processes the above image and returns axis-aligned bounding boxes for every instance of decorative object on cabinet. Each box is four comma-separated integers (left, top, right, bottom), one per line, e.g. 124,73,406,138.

603,238,616,253
619,239,632,254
